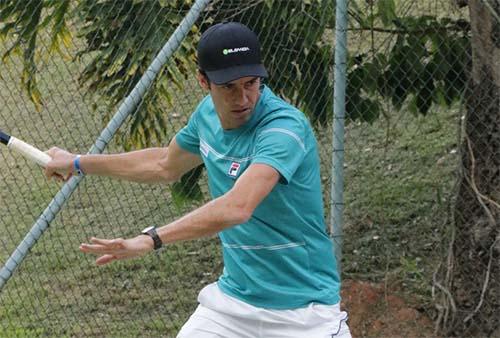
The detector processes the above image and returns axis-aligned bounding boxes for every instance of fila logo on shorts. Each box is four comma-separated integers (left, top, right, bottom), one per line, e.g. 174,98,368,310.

228,162,241,178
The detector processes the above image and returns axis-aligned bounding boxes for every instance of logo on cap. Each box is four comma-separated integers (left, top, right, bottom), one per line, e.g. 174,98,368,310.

223,47,250,55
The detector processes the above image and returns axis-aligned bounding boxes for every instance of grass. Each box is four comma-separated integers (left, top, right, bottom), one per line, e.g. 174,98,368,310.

0,4,465,337
341,105,460,308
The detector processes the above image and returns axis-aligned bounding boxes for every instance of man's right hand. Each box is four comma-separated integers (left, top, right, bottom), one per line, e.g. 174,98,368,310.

44,147,77,181
79,236,154,265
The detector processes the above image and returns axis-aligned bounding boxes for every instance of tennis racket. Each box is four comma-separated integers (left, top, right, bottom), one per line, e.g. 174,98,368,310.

0,129,51,167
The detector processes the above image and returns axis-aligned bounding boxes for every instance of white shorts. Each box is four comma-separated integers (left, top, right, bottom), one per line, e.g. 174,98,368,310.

177,283,351,338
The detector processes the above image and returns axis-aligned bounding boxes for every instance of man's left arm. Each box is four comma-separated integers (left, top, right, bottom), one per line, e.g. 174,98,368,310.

80,163,280,265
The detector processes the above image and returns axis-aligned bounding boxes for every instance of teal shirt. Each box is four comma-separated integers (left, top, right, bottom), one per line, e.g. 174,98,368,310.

176,86,340,309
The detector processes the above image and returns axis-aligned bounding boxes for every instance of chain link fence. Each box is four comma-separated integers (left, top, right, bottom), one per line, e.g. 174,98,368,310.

0,0,498,337
341,1,498,337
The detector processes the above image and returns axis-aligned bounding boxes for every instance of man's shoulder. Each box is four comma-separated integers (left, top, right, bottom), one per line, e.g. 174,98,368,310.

258,89,310,132
260,86,295,111
261,87,307,118
195,94,215,113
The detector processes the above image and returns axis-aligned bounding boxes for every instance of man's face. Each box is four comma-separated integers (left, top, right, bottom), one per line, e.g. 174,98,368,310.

198,74,261,130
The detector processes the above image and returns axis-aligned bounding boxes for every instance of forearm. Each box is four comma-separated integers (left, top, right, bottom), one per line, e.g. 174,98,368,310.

79,148,171,183
157,191,250,243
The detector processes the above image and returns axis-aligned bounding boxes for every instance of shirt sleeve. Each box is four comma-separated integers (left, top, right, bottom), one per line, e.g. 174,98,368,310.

251,117,307,184
175,112,200,155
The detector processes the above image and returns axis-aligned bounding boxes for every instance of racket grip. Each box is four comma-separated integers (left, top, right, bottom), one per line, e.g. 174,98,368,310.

8,136,51,167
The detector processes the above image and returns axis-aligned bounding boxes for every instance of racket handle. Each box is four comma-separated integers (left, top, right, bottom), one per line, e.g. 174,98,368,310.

8,136,51,167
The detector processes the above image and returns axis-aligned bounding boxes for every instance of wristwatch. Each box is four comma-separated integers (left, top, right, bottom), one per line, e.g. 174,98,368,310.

141,226,163,250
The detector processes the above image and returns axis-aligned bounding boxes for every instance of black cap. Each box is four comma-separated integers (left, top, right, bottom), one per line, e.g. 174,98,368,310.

197,22,268,85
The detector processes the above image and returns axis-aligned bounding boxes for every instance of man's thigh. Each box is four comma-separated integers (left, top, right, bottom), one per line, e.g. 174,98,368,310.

176,304,256,338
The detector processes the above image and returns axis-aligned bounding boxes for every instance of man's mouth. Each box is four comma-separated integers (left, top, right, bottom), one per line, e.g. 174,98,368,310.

232,108,249,114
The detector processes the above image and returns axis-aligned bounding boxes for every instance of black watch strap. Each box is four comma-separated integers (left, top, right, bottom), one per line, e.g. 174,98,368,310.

141,226,163,250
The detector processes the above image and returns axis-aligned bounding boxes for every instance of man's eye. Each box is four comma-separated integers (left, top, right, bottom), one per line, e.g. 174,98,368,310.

246,80,258,87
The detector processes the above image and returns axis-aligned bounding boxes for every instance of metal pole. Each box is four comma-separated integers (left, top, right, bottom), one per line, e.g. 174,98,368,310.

330,0,348,271
0,0,212,290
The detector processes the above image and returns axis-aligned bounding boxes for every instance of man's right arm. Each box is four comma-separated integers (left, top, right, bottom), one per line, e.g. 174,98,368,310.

45,137,203,184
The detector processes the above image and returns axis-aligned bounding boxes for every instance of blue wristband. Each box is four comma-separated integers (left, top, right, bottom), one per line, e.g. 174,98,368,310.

74,155,84,176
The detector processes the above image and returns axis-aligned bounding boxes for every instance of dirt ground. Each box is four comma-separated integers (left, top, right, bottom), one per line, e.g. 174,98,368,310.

341,280,438,338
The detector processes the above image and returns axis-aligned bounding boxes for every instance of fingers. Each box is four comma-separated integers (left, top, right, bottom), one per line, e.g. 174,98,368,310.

43,147,75,180
45,147,60,158
79,238,122,266
46,170,71,182
50,172,65,181
91,237,125,248
79,238,125,254
44,153,58,180
89,237,113,245
79,236,151,266
44,148,59,179
95,254,118,266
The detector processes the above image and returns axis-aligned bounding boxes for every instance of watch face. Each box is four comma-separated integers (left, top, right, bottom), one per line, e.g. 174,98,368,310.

142,226,155,234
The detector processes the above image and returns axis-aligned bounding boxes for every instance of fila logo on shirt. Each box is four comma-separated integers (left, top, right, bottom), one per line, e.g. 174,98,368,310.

228,162,241,178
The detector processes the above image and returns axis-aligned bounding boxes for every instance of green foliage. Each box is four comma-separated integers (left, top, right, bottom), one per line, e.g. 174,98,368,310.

346,10,471,123
75,0,198,150
377,0,396,26
171,164,204,208
1,0,43,111
0,0,71,111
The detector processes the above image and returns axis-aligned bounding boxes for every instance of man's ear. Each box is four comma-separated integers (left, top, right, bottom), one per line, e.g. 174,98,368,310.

197,71,210,90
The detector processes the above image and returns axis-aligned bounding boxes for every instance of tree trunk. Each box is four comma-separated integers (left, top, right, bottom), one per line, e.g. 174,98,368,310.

451,0,500,336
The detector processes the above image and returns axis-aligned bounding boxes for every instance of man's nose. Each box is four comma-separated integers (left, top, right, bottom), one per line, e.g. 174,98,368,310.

234,88,248,105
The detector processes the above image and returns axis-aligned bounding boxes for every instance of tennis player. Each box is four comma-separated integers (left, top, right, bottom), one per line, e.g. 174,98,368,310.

45,22,351,338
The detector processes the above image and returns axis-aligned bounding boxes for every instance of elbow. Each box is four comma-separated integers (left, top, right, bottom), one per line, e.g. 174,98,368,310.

158,170,181,184
155,148,181,183
222,193,253,225
156,161,182,183
232,207,252,224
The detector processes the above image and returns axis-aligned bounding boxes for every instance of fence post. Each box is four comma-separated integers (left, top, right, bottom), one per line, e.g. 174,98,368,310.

331,0,348,271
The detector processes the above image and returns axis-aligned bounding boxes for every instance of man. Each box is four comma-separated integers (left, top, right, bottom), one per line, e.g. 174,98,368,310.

45,22,351,338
